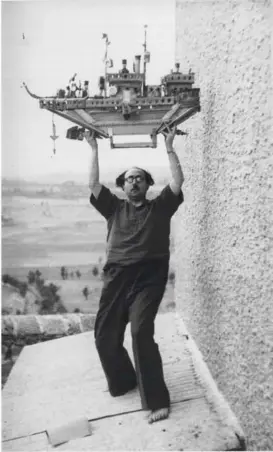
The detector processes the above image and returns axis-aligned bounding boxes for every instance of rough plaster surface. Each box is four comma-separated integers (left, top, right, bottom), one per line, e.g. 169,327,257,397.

174,1,272,450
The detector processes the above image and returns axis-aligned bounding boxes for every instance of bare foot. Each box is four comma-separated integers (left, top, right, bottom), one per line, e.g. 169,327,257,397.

148,407,170,424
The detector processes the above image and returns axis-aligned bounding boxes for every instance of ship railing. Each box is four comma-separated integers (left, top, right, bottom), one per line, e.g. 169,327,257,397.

39,89,199,112
162,73,195,84
106,73,144,82
176,88,200,99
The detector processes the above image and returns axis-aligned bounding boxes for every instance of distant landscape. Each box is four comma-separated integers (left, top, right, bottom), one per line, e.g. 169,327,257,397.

2,177,176,316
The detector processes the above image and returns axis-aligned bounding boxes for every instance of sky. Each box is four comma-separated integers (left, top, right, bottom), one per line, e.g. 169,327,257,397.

1,0,176,183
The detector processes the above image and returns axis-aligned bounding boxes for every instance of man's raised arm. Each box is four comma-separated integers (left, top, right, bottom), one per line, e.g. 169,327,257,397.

85,131,102,199
165,128,185,195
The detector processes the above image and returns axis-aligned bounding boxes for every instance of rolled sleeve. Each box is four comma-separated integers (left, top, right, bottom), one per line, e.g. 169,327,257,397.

155,184,184,217
90,185,119,220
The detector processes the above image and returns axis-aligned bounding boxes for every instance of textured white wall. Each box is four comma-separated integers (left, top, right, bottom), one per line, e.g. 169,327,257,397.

174,0,272,449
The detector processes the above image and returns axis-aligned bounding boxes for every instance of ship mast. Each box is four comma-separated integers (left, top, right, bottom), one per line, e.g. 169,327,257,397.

102,33,110,98
143,25,148,96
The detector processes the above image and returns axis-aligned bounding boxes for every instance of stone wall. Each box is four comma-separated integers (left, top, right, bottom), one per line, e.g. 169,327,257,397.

2,314,96,347
174,0,272,450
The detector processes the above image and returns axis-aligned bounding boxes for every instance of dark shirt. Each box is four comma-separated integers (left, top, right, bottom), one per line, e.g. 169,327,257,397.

90,185,183,266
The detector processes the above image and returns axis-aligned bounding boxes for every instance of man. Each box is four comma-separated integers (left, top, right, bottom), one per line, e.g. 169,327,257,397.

82,80,89,98
120,59,130,75
86,127,184,424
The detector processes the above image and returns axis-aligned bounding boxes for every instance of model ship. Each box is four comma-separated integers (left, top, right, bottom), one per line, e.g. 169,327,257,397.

23,26,200,149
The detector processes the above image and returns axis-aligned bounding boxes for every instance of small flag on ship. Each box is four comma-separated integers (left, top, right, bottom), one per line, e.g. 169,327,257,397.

144,51,150,63
106,58,113,68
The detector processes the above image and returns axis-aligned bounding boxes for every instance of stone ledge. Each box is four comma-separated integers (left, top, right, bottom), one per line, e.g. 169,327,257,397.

2,314,96,345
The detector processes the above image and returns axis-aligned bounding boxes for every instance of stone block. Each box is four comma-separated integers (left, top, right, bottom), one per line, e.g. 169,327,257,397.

47,417,91,447
80,314,96,332
1,317,15,337
17,316,41,337
40,316,69,337
62,314,82,335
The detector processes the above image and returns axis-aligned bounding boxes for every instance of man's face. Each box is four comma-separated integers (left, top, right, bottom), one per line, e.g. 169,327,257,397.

123,168,149,201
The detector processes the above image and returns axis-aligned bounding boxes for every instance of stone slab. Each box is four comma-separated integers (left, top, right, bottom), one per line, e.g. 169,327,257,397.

2,399,241,451
59,399,241,452
2,313,204,441
2,433,49,452
47,416,91,447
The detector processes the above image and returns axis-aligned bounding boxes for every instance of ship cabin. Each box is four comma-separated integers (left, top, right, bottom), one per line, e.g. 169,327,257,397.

106,60,196,103
161,63,195,97
106,57,144,103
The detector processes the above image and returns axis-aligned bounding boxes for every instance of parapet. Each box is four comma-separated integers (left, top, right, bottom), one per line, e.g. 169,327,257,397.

2,314,96,347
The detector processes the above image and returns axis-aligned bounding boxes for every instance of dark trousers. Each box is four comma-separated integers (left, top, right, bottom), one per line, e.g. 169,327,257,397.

94,259,170,411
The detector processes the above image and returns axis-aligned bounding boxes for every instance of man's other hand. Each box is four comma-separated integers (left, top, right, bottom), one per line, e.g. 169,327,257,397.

164,127,177,150
84,130,98,149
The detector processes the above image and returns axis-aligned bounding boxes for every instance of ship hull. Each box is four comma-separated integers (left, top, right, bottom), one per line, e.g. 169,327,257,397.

38,90,200,147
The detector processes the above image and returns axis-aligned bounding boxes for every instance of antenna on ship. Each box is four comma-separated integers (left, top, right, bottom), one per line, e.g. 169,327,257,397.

50,113,59,155
142,25,150,96
102,33,111,98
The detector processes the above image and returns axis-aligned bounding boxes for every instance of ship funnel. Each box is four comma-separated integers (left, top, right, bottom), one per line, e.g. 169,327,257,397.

134,55,141,73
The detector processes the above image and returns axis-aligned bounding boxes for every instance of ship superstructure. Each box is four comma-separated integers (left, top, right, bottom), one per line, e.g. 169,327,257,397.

23,27,200,149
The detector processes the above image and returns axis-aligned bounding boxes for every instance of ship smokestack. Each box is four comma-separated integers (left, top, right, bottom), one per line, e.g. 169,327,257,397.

134,55,141,73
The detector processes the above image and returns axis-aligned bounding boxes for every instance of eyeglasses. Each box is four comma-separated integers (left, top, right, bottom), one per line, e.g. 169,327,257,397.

124,175,144,184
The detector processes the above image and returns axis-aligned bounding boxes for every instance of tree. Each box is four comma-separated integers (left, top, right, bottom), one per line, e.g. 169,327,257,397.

48,283,60,294
2,271,66,315
2,274,27,295
55,302,67,314
76,270,81,279
92,266,99,277
18,282,28,297
40,298,55,314
2,274,20,286
60,266,67,280
82,287,89,300
35,269,42,279
38,281,65,314
27,271,36,284
36,278,45,291
2,274,10,284
74,308,81,313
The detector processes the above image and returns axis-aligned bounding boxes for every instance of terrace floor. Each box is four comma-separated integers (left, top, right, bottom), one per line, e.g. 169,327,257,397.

2,312,245,451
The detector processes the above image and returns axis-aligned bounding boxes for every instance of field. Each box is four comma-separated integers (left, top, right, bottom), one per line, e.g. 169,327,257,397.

2,181,176,315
